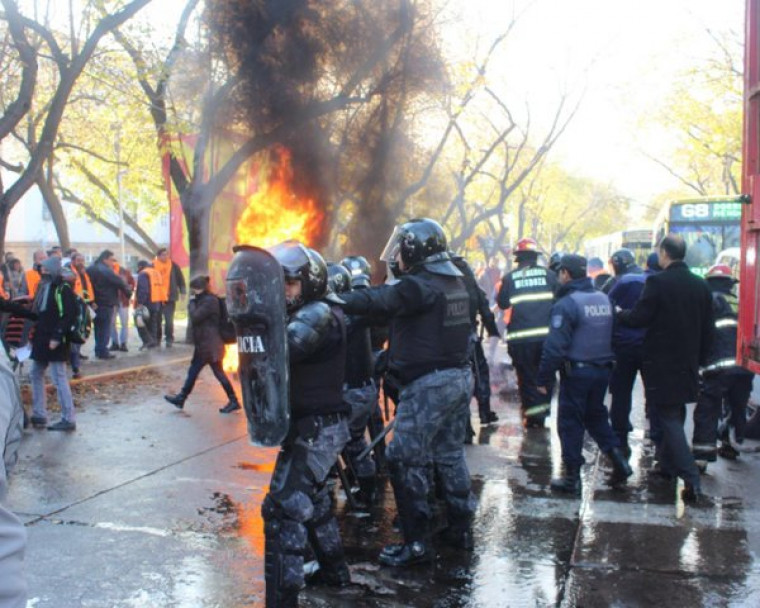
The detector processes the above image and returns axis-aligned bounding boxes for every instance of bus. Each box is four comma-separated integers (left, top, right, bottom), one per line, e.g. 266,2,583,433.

652,197,742,276
584,229,653,267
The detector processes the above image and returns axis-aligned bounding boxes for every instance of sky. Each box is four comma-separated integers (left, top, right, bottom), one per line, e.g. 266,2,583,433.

443,0,745,221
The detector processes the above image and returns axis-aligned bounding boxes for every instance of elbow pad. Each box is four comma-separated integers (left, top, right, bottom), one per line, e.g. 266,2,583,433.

288,301,333,360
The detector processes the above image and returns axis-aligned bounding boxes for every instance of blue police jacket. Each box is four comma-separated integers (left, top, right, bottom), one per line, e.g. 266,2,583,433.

537,277,614,386
607,271,647,348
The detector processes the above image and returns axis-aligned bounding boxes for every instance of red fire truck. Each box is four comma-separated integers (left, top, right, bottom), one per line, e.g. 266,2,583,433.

740,0,760,372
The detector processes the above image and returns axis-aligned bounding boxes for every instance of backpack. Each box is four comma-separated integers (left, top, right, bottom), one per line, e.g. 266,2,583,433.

217,296,237,344
55,284,91,345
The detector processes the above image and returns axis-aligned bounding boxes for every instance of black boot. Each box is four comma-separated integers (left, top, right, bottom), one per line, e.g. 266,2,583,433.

164,392,187,409
378,540,432,566
606,447,633,486
355,476,377,507
550,467,581,495
219,396,241,414
480,410,499,426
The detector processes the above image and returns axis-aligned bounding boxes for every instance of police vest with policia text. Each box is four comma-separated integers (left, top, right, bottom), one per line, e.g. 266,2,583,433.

505,266,555,343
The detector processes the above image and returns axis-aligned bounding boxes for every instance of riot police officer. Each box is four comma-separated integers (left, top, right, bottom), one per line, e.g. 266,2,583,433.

497,238,558,427
692,264,753,467
451,253,500,426
601,248,640,294
261,242,352,607
327,262,378,506
536,255,632,495
331,218,475,566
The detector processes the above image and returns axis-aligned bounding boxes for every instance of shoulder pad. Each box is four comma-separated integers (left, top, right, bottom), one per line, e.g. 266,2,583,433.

290,301,333,332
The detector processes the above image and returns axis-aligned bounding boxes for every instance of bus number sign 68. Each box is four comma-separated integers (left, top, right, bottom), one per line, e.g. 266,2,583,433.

679,204,710,219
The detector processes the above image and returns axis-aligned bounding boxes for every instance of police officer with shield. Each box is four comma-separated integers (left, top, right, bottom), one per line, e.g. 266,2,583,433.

330,218,475,566
536,255,632,495
254,242,352,607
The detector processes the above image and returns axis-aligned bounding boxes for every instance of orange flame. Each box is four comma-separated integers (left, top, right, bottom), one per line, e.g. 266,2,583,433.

235,147,325,248
225,147,325,372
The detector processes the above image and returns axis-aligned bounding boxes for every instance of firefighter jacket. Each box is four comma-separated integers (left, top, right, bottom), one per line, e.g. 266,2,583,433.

701,286,750,376
497,263,558,343
537,277,614,386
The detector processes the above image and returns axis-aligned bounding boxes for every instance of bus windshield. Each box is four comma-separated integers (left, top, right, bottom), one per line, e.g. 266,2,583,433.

668,223,741,274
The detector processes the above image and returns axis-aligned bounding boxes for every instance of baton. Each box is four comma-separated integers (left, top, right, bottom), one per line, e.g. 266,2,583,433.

336,455,360,511
357,418,396,462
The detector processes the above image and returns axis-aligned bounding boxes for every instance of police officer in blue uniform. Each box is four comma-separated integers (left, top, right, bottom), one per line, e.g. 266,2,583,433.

331,218,475,566
536,254,632,495
262,242,352,608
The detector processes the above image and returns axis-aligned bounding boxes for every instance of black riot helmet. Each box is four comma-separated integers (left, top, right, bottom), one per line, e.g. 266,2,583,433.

269,240,328,311
610,248,636,276
327,262,352,294
380,218,461,276
548,251,564,273
340,255,372,288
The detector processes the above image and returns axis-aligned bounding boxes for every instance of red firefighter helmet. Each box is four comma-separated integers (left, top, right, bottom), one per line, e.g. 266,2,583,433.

514,238,539,253
705,264,737,281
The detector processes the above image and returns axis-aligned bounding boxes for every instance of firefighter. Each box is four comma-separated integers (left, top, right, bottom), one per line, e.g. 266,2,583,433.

692,264,753,467
536,254,632,494
328,262,378,507
330,218,475,566
261,242,352,607
497,238,559,427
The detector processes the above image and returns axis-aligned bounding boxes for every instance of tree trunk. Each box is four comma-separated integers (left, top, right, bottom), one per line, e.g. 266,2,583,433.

37,176,71,250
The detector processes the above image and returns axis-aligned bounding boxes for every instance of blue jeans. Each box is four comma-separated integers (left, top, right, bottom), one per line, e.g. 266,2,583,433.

93,305,114,357
110,304,129,347
69,343,81,373
557,366,619,469
31,360,75,423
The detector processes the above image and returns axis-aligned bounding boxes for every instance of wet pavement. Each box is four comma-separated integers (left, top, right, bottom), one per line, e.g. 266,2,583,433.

8,351,760,607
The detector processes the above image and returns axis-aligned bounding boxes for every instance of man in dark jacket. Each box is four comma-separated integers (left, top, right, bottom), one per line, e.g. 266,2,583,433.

691,265,753,467
86,250,131,360
536,255,631,495
164,276,240,412
134,260,160,350
498,237,559,427
618,235,714,504
607,253,648,455
29,257,78,431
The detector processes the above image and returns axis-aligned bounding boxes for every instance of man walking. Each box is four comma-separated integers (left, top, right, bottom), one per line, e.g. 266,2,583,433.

618,235,714,504
536,254,632,495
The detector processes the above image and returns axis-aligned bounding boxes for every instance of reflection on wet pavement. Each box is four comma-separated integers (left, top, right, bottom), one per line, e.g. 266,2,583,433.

12,367,760,607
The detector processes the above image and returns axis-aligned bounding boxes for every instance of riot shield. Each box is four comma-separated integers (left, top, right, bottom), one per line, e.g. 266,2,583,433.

225,245,290,446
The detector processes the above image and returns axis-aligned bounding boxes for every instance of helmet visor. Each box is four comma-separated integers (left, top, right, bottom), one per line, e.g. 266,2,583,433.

380,226,403,264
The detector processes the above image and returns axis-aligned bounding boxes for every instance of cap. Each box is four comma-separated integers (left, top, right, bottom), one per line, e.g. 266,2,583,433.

558,254,587,279
137,260,150,270
705,264,737,282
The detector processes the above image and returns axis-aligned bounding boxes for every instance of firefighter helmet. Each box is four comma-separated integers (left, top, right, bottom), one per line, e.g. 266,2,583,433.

269,240,328,310
705,264,737,282
514,238,539,253
327,262,352,294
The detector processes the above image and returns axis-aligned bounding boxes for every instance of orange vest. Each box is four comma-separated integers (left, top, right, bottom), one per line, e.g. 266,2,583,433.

25,269,41,298
141,268,164,303
0,275,8,299
74,269,95,303
152,258,171,302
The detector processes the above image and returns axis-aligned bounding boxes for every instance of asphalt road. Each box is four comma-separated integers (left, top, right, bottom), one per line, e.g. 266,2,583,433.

8,348,760,607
